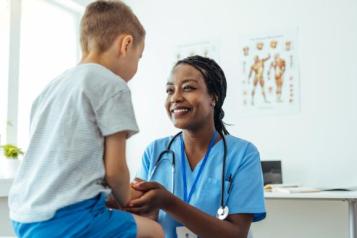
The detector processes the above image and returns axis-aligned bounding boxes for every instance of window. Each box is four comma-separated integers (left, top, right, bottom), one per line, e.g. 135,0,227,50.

17,0,80,149
0,0,10,144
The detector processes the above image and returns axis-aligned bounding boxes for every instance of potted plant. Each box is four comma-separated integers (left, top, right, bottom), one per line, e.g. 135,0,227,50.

1,144,24,159
0,144,23,178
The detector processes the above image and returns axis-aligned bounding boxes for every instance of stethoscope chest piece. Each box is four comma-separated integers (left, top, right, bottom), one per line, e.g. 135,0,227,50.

216,206,229,220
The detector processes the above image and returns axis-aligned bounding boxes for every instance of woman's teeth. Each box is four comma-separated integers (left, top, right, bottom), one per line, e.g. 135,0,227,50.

173,108,189,113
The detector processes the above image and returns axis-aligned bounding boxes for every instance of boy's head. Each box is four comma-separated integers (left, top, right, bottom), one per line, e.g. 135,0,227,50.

80,0,145,81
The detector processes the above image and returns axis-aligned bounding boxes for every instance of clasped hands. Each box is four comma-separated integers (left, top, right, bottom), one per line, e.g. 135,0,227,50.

106,178,172,220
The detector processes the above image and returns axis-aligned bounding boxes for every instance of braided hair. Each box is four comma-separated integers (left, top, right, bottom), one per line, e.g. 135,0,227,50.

174,55,229,135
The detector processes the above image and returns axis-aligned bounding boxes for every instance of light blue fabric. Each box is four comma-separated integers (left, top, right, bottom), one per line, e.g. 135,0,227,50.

12,193,137,238
137,134,266,238
9,63,139,223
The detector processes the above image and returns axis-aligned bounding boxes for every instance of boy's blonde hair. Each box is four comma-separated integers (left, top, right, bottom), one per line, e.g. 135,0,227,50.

80,0,145,55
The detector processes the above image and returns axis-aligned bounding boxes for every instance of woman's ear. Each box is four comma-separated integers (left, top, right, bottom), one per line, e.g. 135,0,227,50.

210,95,218,107
211,98,216,107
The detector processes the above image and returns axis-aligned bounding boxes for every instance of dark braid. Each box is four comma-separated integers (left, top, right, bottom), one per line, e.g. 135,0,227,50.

174,55,229,135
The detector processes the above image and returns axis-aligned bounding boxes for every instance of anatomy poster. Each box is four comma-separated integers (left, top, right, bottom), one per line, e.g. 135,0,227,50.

238,30,300,114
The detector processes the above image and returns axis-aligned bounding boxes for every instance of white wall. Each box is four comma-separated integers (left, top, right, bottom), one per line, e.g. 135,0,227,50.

125,0,357,188
123,0,357,237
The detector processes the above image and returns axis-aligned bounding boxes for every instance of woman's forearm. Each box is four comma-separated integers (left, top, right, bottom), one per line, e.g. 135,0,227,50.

129,181,252,237
163,195,249,238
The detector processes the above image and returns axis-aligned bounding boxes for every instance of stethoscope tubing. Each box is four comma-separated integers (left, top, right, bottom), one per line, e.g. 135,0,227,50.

148,132,182,192
148,131,228,219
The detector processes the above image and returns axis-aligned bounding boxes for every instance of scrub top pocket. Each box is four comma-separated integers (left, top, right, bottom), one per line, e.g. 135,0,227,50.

194,177,231,217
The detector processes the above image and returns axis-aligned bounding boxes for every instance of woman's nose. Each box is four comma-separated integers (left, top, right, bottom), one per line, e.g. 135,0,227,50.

170,89,183,102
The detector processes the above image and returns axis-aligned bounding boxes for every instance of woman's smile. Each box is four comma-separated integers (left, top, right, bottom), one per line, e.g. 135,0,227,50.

170,106,192,118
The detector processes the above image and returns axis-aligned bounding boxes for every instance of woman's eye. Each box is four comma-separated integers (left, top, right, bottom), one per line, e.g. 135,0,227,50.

166,88,174,94
183,85,195,91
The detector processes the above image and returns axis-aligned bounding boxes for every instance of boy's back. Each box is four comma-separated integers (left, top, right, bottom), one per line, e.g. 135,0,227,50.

8,1,164,237
9,63,139,222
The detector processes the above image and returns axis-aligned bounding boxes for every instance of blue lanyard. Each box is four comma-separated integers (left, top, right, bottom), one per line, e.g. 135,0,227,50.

180,131,218,203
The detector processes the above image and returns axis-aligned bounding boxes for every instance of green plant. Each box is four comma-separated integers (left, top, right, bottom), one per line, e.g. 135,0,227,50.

0,144,24,159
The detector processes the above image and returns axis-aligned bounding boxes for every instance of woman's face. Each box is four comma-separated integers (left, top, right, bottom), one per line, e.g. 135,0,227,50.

165,64,215,131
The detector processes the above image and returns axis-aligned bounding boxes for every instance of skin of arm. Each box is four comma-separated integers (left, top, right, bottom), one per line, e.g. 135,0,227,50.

107,178,144,209
104,131,131,207
127,181,253,238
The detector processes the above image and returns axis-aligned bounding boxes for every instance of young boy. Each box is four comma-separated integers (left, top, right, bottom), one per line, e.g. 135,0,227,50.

8,1,163,237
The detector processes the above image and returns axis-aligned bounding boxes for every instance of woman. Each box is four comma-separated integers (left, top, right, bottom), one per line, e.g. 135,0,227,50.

127,56,266,238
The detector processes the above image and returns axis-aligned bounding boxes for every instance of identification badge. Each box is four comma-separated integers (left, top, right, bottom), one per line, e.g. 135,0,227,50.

176,226,198,238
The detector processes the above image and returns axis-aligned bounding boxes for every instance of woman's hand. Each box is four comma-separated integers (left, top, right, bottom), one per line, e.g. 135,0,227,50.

125,181,174,215
130,178,145,201
106,178,145,210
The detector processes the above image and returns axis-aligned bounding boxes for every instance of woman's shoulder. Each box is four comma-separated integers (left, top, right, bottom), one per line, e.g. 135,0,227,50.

224,134,259,153
225,134,256,146
223,135,260,170
145,134,178,151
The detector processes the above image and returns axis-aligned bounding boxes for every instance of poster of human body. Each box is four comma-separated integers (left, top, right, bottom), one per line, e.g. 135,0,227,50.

239,30,300,114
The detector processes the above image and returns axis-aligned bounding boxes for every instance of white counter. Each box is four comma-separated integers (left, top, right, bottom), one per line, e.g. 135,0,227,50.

265,191,357,238
265,190,357,200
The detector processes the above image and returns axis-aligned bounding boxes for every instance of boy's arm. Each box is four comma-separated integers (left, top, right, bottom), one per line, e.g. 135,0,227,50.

106,178,144,209
104,131,130,207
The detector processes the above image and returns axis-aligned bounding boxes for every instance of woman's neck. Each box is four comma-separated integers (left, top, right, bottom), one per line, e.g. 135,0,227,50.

182,125,218,169
183,128,215,151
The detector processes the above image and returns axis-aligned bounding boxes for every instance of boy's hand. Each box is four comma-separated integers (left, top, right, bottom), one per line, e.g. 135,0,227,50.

107,178,145,209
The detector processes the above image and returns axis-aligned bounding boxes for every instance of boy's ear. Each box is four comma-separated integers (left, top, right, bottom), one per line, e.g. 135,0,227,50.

118,34,134,56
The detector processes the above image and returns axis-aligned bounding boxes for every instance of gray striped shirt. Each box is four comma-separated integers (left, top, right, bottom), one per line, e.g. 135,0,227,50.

9,63,138,222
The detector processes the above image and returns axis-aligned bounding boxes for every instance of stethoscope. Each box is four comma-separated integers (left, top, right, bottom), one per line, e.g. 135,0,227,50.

148,131,230,220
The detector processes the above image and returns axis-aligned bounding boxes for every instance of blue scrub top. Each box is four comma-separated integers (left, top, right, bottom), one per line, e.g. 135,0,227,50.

136,134,266,238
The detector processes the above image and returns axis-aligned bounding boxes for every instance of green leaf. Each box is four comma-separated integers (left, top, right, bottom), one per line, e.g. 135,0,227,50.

0,144,24,159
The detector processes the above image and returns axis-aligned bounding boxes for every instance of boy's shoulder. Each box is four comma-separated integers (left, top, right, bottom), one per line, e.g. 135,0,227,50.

34,63,131,112
69,63,130,98
74,63,126,86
